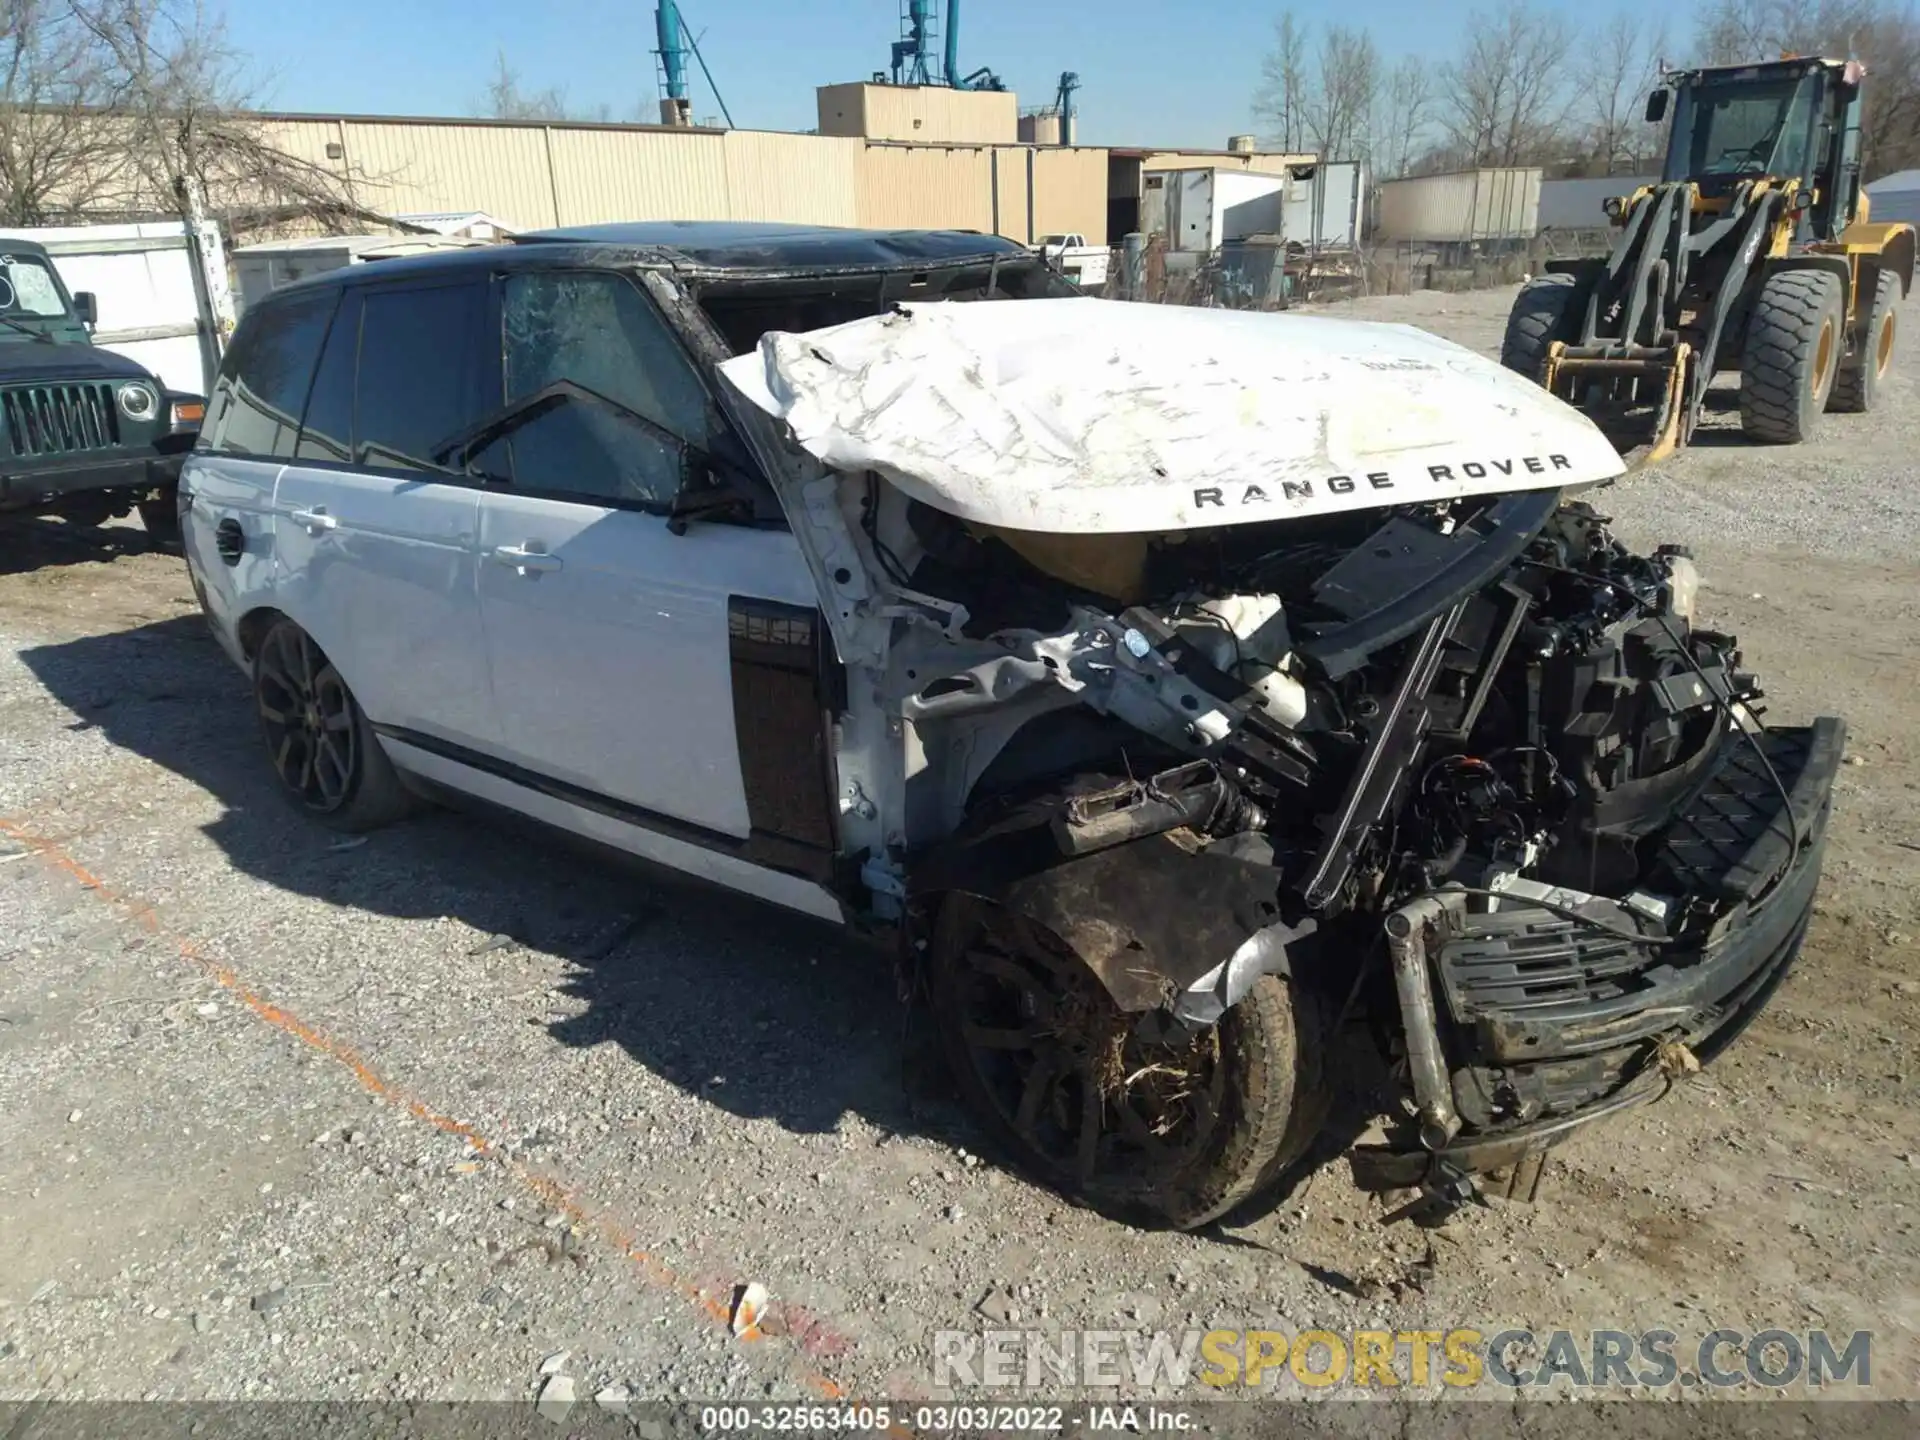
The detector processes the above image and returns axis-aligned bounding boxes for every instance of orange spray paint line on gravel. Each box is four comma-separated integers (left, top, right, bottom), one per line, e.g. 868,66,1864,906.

0,816,860,1402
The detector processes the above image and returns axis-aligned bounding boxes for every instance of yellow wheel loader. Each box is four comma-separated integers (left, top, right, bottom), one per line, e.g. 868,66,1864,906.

1501,56,1915,464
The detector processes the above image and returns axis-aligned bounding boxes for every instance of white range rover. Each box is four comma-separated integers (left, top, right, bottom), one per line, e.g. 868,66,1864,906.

182,222,1841,1228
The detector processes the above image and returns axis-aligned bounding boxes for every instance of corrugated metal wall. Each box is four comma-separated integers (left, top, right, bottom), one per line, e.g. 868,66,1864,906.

338,121,563,229
854,145,994,231
1029,147,1108,241
194,114,1131,244
723,131,860,226
991,148,1030,242
548,128,731,223
850,85,1018,144
815,84,870,139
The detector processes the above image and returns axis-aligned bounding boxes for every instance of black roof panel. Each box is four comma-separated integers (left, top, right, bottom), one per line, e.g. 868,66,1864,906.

245,223,1036,308
514,220,1028,270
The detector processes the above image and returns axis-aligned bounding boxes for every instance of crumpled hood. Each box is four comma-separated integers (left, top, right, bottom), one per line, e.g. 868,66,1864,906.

718,297,1626,534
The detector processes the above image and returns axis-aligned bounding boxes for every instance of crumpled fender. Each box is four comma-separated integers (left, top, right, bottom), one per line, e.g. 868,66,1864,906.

911,805,1306,1017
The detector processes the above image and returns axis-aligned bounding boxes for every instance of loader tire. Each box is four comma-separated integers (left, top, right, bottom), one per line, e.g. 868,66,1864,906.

1739,269,1844,443
1830,270,1899,414
1500,273,1582,384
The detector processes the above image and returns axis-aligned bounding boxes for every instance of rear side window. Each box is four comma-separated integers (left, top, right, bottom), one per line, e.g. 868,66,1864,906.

352,282,484,475
204,290,336,459
480,270,717,508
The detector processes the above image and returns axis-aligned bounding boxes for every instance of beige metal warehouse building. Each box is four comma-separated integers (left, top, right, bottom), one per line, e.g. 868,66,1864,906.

242,105,1310,249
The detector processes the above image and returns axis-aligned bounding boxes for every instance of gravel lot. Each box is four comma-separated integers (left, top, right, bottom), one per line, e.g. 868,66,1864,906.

3,284,1918,1417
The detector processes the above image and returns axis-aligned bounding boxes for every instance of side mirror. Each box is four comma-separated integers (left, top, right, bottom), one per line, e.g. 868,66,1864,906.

1644,89,1670,125
666,452,754,534
72,291,98,326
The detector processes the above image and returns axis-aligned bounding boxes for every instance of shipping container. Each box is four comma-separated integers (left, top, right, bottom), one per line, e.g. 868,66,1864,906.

1376,168,1542,242
1281,162,1366,249
1537,174,1656,231
1139,148,1316,174
1165,169,1288,251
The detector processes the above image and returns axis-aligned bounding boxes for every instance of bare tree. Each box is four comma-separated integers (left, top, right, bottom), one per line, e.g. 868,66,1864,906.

478,50,612,124
1253,12,1312,152
1695,0,1920,177
1254,14,1379,160
66,0,377,236
0,2,121,224
1585,12,1669,174
1441,0,1578,166
1374,57,1434,178
1305,25,1379,161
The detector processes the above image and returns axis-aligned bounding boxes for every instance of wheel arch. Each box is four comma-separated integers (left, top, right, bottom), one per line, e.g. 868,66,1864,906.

910,799,1307,1020
235,605,291,665
1761,254,1853,319
1862,225,1916,303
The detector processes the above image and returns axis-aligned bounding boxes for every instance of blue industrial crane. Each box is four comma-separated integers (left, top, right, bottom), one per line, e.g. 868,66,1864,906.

890,0,938,86
654,1,734,127
942,0,1004,90
1053,70,1080,144
884,1,1005,91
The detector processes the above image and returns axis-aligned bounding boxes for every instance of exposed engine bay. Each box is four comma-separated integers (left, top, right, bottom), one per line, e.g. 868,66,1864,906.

900,491,1728,920
714,293,1841,1226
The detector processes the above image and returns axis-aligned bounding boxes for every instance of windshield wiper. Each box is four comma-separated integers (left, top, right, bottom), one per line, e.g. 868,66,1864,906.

0,313,55,343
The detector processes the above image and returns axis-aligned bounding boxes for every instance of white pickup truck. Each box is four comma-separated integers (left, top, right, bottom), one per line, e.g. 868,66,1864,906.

1037,233,1109,289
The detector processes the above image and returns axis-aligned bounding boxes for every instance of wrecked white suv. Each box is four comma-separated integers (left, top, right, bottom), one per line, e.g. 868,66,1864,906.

181,223,1842,1229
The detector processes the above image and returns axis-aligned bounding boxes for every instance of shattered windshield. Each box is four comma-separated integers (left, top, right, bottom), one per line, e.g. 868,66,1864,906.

0,254,70,319
1670,73,1820,180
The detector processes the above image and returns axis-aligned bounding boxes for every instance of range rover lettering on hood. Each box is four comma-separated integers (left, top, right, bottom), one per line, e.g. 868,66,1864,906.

718,297,1627,535
1197,452,1576,510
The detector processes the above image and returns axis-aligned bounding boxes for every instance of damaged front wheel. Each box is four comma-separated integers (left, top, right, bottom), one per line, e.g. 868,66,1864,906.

929,896,1326,1229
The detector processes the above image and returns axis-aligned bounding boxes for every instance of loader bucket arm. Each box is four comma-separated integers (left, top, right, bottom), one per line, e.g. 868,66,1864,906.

1543,181,1785,466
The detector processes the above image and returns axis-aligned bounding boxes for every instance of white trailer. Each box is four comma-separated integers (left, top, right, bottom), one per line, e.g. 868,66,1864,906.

232,234,490,311
1162,169,1289,252
0,220,234,397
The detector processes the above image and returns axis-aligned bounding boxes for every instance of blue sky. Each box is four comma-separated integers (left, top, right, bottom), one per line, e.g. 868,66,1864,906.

226,0,1678,151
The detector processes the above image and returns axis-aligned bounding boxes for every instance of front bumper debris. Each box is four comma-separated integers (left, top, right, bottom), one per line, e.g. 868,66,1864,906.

1349,717,1844,1192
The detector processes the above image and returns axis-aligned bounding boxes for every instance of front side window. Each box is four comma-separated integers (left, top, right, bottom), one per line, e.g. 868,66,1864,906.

1672,74,1821,180
478,270,718,508
204,289,338,460
353,282,484,475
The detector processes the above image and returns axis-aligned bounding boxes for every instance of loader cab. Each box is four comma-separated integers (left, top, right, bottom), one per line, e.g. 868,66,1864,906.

1653,57,1865,240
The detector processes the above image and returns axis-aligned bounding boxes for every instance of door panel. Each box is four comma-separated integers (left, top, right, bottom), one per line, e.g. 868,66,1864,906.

273,469,490,748
474,490,817,838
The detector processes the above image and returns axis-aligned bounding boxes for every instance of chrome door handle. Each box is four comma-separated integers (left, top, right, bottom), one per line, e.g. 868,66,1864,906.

491,543,563,575
289,506,338,533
